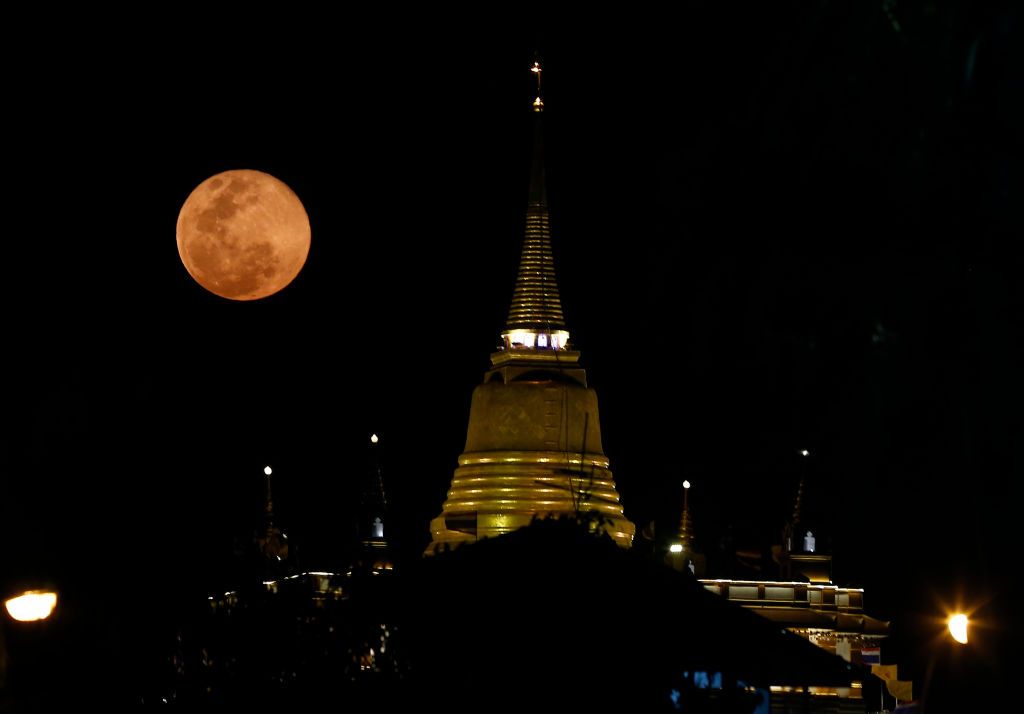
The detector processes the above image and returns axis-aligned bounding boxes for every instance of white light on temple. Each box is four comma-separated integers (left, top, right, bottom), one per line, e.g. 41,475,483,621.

504,329,569,350
804,530,816,552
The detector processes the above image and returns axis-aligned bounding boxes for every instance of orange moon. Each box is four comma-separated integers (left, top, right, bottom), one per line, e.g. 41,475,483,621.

176,169,311,300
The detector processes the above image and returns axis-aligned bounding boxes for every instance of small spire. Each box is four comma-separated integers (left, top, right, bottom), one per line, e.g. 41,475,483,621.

255,465,289,567
791,476,803,526
678,480,695,548
792,449,810,525
371,437,387,513
263,465,275,519
361,433,389,544
783,450,810,554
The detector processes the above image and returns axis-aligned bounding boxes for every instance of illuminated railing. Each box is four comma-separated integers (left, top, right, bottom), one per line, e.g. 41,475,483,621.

698,579,865,612
502,329,570,350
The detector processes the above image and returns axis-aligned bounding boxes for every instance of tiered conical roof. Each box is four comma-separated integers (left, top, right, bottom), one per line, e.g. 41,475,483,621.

504,112,566,332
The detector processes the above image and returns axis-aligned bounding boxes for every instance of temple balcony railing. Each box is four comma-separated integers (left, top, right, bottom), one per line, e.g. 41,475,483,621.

698,579,866,614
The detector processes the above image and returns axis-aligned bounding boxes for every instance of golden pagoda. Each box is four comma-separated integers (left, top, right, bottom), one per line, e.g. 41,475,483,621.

428,61,635,551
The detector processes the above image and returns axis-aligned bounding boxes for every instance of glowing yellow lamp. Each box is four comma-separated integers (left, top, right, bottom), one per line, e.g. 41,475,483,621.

669,544,683,553
5,590,58,622
948,613,968,644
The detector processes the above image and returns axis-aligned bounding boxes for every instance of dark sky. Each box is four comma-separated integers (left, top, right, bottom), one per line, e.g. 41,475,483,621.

4,3,1020,684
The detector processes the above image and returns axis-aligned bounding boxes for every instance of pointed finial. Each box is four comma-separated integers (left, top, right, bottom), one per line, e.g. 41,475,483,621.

264,465,274,516
501,56,568,348
791,477,803,525
793,449,809,524
256,464,289,565
678,480,695,548
531,58,543,112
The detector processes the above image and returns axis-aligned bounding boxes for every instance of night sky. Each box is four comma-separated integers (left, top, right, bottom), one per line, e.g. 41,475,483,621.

4,4,1019,693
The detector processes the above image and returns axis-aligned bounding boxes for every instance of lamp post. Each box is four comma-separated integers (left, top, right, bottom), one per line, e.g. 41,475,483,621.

920,612,969,713
4,592,57,623
2,585,60,699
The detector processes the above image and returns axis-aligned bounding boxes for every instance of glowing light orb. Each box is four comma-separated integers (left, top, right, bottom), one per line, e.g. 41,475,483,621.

264,465,273,476
948,613,969,644
669,544,683,553
5,591,58,622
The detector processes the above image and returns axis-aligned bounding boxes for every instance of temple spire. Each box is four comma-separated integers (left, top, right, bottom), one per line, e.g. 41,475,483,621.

678,480,695,550
784,449,810,553
254,465,290,570
427,59,634,551
779,450,832,582
263,465,276,524
791,475,804,527
360,433,389,545
502,57,569,351
667,480,705,575
354,433,394,574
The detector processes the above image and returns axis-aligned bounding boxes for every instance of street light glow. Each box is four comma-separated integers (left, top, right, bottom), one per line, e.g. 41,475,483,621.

669,544,683,553
371,434,379,444
5,590,58,622
683,480,691,489
800,449,810,457
264,465,273,476
948,613,969,644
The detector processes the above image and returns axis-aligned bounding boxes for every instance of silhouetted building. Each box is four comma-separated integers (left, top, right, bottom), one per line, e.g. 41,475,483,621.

412,518,858,711
692,469,888,711
144,455,403,705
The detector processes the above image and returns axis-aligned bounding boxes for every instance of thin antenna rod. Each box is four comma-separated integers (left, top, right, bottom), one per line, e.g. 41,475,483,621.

531,57,543,112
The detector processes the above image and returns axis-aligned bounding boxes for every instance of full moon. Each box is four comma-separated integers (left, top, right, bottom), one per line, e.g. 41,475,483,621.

176,169,311,300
